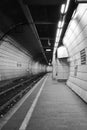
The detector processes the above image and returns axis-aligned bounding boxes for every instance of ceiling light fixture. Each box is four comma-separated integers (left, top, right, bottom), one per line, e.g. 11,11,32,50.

55,42,58,47
46,49,51,52
65,0,70,13
48,62,51,65
48,39,51,46
59,28,63,36
58,21,62,28
56,29,60,37
53,47,57,54
61,4,66,14
61,20,65,27
58,20,65,28
55,36,59,43
52,0,71,63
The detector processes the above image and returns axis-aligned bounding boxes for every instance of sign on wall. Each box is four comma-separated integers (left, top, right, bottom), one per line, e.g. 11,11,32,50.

80,49,86,65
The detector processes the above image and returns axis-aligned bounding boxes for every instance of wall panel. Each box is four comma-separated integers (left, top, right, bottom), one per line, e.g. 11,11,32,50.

0,36,46,81
63,4,87,102
55,58,69,80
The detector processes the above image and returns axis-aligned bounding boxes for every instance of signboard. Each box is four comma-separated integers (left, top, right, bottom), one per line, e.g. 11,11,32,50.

80,49,86,65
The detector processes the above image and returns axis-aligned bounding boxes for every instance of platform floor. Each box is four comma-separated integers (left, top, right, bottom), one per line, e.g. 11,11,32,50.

0,74,87,130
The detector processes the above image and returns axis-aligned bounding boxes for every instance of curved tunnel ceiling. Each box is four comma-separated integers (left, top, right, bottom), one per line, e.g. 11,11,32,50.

26,0,67,64
0,0,77,65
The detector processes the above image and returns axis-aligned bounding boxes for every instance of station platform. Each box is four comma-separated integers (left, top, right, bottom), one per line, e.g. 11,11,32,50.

0,74,87,130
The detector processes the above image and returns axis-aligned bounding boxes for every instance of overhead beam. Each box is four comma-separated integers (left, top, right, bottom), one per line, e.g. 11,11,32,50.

76,0,87,3
34,22,57,25
43,46,53,48
40,37,54,40
20,22,57,25
18,0,48,64
23,0,66,5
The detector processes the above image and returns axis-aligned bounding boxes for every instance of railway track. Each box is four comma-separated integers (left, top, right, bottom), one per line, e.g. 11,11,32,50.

0,73,45,118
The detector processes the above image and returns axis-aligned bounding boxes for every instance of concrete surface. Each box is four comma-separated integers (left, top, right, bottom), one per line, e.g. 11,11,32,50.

1,74,87,130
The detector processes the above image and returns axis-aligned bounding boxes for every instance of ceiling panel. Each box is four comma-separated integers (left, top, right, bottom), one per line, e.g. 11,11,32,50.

0,0,77,65
24,0,66,5
28,3,64,63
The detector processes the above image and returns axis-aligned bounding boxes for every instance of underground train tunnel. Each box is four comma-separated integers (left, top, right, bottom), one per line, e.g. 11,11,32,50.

0,0,87,129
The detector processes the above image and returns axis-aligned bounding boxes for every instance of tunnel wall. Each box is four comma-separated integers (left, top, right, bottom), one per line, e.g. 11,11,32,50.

63,4,87,102
0,36,46,81
55,46,69,81
56,58,69,81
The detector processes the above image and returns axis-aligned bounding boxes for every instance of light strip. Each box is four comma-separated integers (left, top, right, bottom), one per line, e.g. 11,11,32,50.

55,28,62,48
55,36,59,43
65,0,70,13
61,20,65,27
46,49,51,52
58,20,65,28
53,47,57,54
58,21,62,28
59,28,62,36
61,4,66,14
55,42,58,47
52,0,70,63
56,29,60,37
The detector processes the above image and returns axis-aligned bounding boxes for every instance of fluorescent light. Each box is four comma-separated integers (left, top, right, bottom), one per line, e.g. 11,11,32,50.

55,37,59,43
52,53,56,62
48,62,51,65
61,20,65,27
56,29,60,37
59,28,62,36
58,21,62,28
46,49,51,52
48,39,51,46
53,47,57,54
61,4,65,14
65,0,70,13
58,20,64,28
55,42,58,47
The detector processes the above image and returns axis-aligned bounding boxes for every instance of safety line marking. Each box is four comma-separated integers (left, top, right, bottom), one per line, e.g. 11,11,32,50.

0,76,46,130
19,76,48,130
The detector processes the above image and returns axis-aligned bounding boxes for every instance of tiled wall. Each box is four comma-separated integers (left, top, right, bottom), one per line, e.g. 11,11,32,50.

63,4,87,102
0,37,46,81
0,38,32,81
56,58,69,81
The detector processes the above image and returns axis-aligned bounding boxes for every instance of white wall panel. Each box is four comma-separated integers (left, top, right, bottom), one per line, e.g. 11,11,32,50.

78,65,87,72
56,58,69,80
63,4,87,102
77,72,87,81
68,76,87,90
0,36,46,81
67,80,87,103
